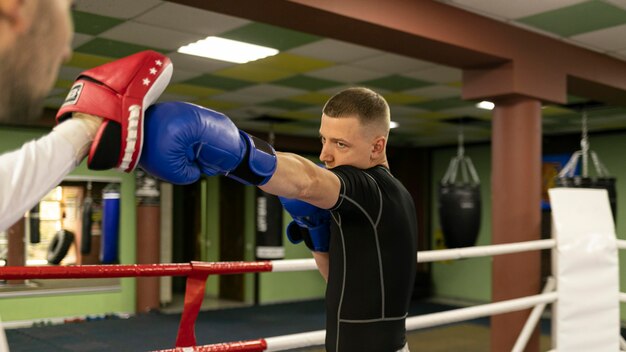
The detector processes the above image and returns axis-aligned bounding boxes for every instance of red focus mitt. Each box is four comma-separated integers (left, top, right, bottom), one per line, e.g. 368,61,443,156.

56,50,173,172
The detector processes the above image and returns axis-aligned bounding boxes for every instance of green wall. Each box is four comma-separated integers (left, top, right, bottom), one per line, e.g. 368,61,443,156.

0,127,136,321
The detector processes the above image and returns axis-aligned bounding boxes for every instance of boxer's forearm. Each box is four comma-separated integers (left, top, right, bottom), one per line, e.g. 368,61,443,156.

260,152,340,209
313,251,329,282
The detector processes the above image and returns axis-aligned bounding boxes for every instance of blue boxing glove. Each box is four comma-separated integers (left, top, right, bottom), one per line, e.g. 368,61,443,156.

139,102,276,185
279,196,331,252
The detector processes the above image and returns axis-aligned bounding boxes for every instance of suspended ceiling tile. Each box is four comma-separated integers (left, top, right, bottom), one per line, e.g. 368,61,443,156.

170,68,203,84
411,97,474,111
277,110,321,120
157,92,198,103
46,87,67,98
542,105,577,116
165,83,222,98
167,52,235,74
272,75,342,91
57,66,84,81
261,99,315,110
55,79,75,90
183,74,253,91
256,54,335,73
445,0,589,19
65,52,113,69
383,93,427,105
352,53,434,74
76,38,164,59
287,39,382,63
220,23,321,51
231,84,307,101
72,10,124,35
359,75,432,91
288,92,333,105
44,97,67,109
100,21,203,51
404,85,461,99
414,112,455,120
74,0,162,19
439,105,490,118
389,105,429,118
605,0,626,10
517,1,626,37
404,65,463,84
213,64,293,83
71,33,94,49
307,65,387,83
211,92,272,105
570,23,626,51
194,99,241,111
134,2,249,36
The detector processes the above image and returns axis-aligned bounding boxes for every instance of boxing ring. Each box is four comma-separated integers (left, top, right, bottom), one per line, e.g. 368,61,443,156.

0,188,623,351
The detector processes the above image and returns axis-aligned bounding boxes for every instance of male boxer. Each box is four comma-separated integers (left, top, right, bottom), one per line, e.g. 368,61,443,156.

140,87,417,352
0,0,172,230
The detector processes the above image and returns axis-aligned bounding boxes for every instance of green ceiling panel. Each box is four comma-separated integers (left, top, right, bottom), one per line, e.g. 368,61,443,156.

183,74,253,90
518,1,626,37
220,23,321,51
289,92,332,105
213,64,293,83
66,53,113,69
273,75,342,90
257,54,334,73
72,10,124,35
360,75,432,91
165,84,222,98
261,99,314,110
76,38,165,59
410,97,473,111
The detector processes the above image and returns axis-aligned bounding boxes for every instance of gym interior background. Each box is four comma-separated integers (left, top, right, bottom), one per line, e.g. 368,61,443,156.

4,0,626,350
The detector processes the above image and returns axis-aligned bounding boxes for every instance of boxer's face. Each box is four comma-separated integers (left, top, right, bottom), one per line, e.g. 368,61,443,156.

319,113,380,169
0,0,73,122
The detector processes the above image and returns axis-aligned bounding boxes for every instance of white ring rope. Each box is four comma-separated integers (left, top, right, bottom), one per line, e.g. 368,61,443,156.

270,259,317,272
512,277,556,352
417,239,555,263
405,292,557,331
617,239,626,250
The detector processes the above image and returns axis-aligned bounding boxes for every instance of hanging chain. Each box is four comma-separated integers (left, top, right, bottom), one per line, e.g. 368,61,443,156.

581,111,589,177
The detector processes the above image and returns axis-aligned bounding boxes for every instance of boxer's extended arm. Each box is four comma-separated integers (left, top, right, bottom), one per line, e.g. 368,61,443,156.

261,152,340,210
0,115,101,231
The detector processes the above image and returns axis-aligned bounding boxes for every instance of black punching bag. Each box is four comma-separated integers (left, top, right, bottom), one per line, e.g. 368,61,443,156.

438,183,481,248
438,133,482,248
29,204,40,244
255,189,284,260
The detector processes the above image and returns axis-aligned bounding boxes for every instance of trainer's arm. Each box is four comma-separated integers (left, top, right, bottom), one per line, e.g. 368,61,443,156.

0,114,101,231
260,152,340,210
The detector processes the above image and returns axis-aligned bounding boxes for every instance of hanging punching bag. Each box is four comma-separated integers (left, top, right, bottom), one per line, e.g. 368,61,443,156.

438,132,482,248
438,183,481,248
101,184,120,264
81,195,93,254
29,204,40,244
255,189,284,260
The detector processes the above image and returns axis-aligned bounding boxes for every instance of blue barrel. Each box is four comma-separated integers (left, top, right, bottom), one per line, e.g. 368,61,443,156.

101,184,120,264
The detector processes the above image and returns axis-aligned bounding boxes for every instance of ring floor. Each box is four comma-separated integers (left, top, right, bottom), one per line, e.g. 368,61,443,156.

6,299,552,351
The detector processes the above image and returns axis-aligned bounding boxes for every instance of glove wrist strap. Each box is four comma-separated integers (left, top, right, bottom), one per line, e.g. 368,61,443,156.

228,132,277,185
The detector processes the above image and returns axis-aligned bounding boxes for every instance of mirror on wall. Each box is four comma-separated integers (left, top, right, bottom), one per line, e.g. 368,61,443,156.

0,177,122,295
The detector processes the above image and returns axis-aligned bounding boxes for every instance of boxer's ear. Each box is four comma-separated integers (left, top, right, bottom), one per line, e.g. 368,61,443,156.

0,0,33,34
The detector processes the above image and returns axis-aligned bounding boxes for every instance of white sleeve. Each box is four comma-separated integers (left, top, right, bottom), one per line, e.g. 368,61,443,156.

0,119,96,231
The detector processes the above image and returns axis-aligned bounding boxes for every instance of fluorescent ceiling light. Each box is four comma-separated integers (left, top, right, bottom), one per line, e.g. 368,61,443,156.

178,36,279,64
476,101,495,110
390,121,400,129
